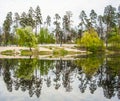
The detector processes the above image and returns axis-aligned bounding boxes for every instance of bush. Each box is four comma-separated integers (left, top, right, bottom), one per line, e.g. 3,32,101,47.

77,28,104,52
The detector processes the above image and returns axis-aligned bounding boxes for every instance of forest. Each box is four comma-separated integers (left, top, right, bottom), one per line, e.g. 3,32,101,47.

0,5,120,52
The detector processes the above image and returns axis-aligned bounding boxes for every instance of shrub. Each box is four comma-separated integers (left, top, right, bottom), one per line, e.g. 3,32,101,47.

77,28,104,52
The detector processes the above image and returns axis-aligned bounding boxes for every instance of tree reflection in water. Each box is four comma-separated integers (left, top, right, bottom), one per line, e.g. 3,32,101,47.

0,55,120,100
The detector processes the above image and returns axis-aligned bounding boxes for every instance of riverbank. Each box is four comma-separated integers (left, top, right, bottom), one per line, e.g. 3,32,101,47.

0,44,87,59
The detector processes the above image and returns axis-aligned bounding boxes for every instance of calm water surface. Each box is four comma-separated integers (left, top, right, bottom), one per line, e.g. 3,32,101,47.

0,55,120,101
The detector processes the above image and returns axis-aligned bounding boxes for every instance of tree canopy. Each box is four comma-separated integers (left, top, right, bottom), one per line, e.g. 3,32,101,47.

38,28,55,44
16,26,37,50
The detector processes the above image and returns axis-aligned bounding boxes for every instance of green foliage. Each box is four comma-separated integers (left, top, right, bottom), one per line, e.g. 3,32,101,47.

108,34,120,51
20,10,35,28
108,34,120,44
3,12,12,45
16,26,37,50
35,6,42,26
38,28,55,44
77,28,104,52
103,5,116,29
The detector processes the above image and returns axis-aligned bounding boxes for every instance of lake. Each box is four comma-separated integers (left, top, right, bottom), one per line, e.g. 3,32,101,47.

0,54,120,101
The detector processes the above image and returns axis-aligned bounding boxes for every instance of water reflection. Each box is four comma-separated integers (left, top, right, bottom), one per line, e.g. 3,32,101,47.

0,55,120,100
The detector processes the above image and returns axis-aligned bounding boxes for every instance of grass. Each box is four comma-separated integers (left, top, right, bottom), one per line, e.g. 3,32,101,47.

39,51,52,55
1,50,15,55
43,46,53,50
67,51,82,55
21,50,33,56
53,48,68,56
0,45,85,56
21,49,52,56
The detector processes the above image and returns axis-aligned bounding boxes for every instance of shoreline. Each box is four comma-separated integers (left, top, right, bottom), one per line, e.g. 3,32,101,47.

0,44,87,59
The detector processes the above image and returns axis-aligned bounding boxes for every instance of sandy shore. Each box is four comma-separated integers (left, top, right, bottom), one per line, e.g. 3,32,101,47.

0,44,86,59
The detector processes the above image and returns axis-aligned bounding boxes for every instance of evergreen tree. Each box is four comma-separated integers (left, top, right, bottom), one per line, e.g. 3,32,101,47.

20,12,27,27
45,15,51,28
53,13,61,43
90,9,97,28
66,11,73,30
3,12,12,45
103,5,116,47
118,5,120,34
14,12,20,29
35,5,42,35
27,7,35,28
98,15,104,39
79,10,90,30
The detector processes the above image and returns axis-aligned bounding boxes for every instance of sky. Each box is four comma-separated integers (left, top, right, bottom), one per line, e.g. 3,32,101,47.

0,0,120,27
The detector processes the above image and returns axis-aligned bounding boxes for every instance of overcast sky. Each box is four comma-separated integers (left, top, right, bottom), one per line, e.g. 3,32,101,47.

0,0,120,27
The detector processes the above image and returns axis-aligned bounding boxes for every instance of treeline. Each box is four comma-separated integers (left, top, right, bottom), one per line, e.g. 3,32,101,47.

0,5,120,51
